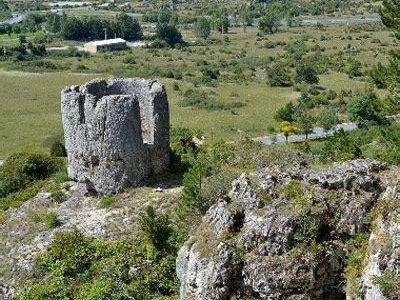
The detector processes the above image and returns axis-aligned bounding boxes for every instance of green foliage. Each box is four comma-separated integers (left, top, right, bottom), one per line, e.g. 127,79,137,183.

369,62,391,88
139,205,173,251
373,271,399,299
317,126,400,165
212,9,229,34
0,153,62,198
267,63,292,87
50,140,67,157
20,214,182,300
32,211,60,229
317,109,338,132
295,65,319,84
156,23,183,47
258,3,284,34
193,17,211,39
178,155,210,218
274,101,296,122
344,233,370,297
178,89,244,111
381,0,400,40
346,92,388,128
43,211,60,229
345,59,363,78
294,105,315,138
321,129,362,161
99,195,116,208
116,13,143,41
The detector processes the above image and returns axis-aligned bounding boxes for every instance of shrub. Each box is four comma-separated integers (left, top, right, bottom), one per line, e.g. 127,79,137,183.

267,63,292,87
274,101,296,122
178,89,244,111
99,195,116,208
295,65,319,84
346,92,388,128
321,129,362,161
43,212,60,229
0,153,62,197
50,140,67,157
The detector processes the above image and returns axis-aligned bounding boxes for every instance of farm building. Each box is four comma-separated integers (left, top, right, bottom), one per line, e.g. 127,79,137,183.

84,38,127,53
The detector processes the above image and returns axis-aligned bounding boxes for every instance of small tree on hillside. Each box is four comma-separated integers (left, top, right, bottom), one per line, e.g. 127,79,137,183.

274,101,296,122
280,121,297,142
295,108,315,139
193,17,211,39
295,65,319,84
317,109,338,132
156,23,183,47
116,13,142,41
267,63,292,87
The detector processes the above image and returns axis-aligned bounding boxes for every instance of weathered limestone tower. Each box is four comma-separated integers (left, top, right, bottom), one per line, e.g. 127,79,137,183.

61,78,169,194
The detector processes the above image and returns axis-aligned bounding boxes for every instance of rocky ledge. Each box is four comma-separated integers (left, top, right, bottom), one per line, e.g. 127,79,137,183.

177,159,400,300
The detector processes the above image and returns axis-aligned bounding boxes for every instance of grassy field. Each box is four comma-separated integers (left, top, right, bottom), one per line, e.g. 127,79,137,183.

0,22,395,159
0,71,96,158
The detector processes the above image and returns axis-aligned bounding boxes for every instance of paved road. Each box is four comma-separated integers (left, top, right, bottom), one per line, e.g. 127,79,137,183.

302,16,380,26
254,122,358,145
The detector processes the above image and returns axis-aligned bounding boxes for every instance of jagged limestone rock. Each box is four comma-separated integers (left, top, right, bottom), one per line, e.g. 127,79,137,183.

61,78,169,194
177,159,399,300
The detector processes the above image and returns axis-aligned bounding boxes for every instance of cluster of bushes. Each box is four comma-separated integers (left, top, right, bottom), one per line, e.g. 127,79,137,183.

19,205,185,300
0,153,63,198
315,125,400,165
178,89,245,111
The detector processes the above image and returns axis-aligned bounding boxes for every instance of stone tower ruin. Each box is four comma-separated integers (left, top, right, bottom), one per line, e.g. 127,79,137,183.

61,78,170,194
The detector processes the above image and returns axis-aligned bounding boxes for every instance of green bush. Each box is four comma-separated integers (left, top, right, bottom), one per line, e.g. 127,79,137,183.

346,92,388,128
50,140,67,157
99,195,116,208
178,89,244,111
19,207,182,300
0,153,63,198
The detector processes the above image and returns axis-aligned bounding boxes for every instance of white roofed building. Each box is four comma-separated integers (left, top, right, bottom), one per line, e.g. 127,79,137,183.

84,38,127,53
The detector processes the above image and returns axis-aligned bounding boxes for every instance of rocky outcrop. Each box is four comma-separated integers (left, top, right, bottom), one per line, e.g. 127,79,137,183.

177,159,400,300
61,78,170,194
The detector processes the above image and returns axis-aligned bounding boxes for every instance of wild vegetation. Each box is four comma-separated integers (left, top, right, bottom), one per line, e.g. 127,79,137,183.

0,0,399,299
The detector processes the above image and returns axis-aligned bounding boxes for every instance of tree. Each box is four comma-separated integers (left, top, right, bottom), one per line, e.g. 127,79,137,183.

295,65,319,84
381,0,400,39
279,121,297,142
157,9,172,24
274,101,296,122
116,13,142,41
369,62,390,89
238,5,254,32
178,155,209,217
295,107,314,139
258,3,284,34
317,109,338,132
347,92,388,128
193,17,211,39
346,59,363,78
156,23,183,46
267,63,292,87
212,9,229,34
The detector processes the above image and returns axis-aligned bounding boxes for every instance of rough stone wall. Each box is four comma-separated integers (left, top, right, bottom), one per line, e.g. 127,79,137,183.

61,78,169,194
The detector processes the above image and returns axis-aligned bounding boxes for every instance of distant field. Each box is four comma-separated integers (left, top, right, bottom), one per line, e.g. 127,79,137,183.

0,22,394,159
0,71,96,159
